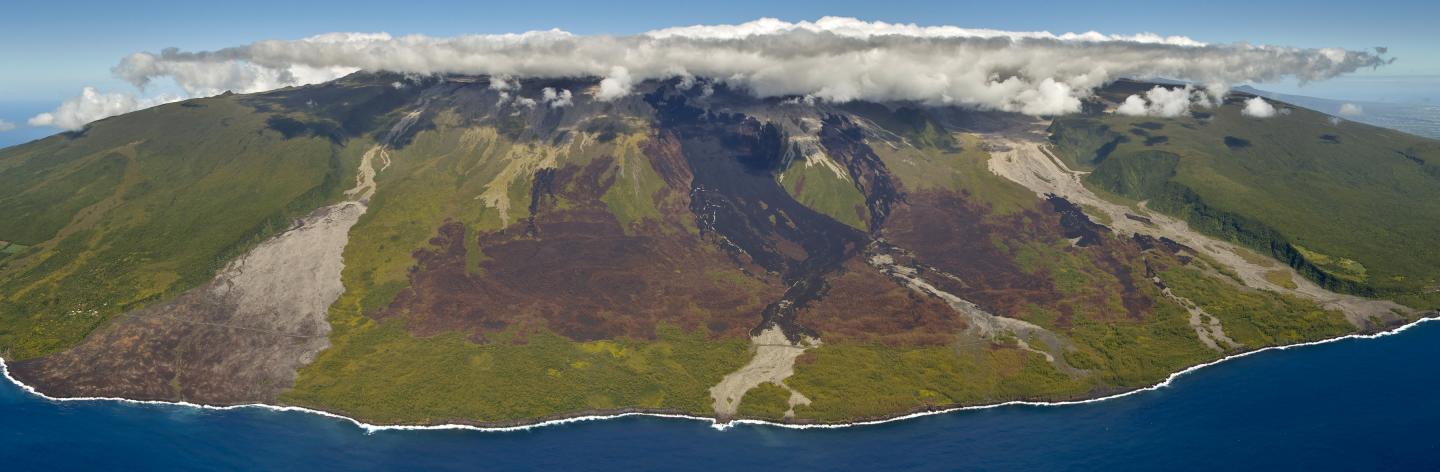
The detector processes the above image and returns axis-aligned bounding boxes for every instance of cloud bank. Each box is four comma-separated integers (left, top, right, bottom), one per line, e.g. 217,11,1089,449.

0,120,15,132
1339,103,1364,115
32,17,1389,129
28,87,181,131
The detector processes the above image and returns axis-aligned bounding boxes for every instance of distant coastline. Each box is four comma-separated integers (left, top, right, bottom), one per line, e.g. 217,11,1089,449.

4,314,1435,433
1240,86,1440,140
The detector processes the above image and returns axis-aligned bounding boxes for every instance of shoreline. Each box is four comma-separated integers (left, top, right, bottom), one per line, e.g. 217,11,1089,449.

3,315,1436,433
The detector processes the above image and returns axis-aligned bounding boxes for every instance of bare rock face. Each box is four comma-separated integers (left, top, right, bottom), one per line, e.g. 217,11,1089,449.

10,202,364,404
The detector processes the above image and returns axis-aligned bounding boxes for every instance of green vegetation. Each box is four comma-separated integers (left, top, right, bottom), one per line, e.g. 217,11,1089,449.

0,94,361,359
336,121,541,316
1086,150,1179,197
795,125,1321,418
1004,238,1139,321
0,149,125,245
1008,243,1222,387
842,103,959,150
787,343,1091,422
600,132,667,232
780,158,868,230
1047,119,1128,170
1054,102,1440,305
1080,204,1114,226
710,238,1360,423
1161,265,1352,346
1061,303,1219,385
1234,247,1278,268
0,241,28,262
871,133,1038,215
320,115,657,317
1264,270,1298,289
1292,245,1367,282
283,321,749,424
736,382,793,420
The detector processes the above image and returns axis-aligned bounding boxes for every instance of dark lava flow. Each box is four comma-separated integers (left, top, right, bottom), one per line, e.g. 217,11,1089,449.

646,89,906,341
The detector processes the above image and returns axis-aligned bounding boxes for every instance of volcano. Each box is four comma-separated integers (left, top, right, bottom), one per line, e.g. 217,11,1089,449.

1,73,1436,426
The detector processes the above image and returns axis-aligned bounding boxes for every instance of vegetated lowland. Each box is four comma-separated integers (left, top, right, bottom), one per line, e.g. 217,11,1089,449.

0,74,1434,426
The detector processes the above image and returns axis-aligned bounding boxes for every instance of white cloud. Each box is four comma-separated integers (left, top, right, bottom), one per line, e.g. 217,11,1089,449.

489,76,518,91
676,74,697,90
1116,95,1149,116
112,50,356,97
33,16,1388,128
28,87,182,130
1242,96,1277,118
781,95,820,106
596,66,632,101
1339,103,1363,115
643,17,1209,46
1015,78,1082,115
1146,86,1195,117
0,120,15,132
1114,85,1208,117
1198,82,1227,107
542,87,573,108
491,77,528,106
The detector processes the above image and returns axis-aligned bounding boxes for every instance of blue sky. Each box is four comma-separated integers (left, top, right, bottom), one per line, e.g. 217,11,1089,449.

2,0,1437,144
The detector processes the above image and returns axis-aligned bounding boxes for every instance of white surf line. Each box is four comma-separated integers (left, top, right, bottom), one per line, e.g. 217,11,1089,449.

3,315,1435,433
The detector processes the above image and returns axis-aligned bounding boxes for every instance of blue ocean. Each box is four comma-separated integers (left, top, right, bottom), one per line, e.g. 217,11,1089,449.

3,321,1438,471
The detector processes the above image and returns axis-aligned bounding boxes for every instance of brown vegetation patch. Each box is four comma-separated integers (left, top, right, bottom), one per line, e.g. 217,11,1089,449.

884,190,1061,318
643,133,694,190
10,301,325,403
1083,240,1154,320
796,258,965,345
379,156,783,343
884,190,1158,324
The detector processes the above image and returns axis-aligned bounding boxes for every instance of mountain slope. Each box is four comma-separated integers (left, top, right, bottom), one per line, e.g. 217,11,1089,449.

0,73,1432,426
0,92,377,359
1051,87,1440,305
